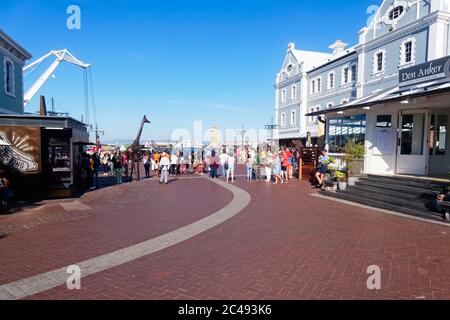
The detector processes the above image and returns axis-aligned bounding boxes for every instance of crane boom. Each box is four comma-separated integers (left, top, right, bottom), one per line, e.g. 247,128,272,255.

23,49,90,106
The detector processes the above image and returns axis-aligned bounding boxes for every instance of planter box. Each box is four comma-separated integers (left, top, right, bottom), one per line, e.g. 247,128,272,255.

348,159,364,176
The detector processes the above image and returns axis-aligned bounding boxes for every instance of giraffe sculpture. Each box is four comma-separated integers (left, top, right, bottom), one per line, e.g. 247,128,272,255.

129,115,150,181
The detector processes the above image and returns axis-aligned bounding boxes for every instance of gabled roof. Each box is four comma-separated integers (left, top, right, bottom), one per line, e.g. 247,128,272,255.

291,49,332,72
0,29,32,62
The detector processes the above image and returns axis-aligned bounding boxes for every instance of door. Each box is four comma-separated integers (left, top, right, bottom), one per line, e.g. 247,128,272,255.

396,110,429,175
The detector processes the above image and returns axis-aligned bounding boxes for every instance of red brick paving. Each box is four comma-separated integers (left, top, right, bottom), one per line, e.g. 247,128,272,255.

2,166,450,300
0,177,232,284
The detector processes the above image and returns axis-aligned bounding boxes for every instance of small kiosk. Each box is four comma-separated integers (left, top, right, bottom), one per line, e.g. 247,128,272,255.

0,114,90,198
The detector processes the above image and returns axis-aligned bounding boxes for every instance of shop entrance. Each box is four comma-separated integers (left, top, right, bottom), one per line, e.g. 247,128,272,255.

428,108,450,176
396,109,429,175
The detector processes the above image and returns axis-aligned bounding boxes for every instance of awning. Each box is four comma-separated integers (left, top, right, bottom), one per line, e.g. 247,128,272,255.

307,78,450,117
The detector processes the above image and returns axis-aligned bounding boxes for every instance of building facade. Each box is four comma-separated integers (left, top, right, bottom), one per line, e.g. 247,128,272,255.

0,29,31,114
276,0,450,177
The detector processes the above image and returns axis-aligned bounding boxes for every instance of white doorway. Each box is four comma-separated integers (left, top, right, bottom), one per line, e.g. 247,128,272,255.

396,109,429,175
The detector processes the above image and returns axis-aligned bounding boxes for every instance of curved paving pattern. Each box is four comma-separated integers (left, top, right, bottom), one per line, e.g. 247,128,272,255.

0,178,251,300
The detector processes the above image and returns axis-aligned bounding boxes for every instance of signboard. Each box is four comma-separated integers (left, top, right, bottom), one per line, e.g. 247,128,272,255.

0,126,41,174
399,55,450,87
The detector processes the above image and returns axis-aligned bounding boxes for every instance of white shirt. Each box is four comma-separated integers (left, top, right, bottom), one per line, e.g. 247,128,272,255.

219,153,229,165
160,156,170,170
170,155,178,165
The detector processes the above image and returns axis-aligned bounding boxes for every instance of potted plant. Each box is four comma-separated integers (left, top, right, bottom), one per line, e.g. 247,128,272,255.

335,171,347,191
343,141,365,186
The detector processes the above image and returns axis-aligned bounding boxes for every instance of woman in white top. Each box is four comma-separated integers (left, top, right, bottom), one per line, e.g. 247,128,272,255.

265,151,273,182
226,154,236,183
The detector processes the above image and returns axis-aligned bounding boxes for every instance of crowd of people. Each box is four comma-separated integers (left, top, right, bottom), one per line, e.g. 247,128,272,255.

80,147,302,188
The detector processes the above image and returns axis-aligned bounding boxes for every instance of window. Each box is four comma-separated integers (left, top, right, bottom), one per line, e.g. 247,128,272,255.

281,113,286,127
429,115,447,156
373,49,386,74
328,72,335,89
281,89,286,103
4,57,15,97
291,85,297,100
377,53,383,72
290,110,296,126
311,80,316,94
317,78,321,93
328,114,367,153
376,115,392,128
404,42,412,63
351,65,357,82
400,38,416,66
389,6,404,20
343,67,349,84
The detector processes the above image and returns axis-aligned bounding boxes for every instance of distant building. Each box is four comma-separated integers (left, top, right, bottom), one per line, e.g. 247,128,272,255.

0,29,31,114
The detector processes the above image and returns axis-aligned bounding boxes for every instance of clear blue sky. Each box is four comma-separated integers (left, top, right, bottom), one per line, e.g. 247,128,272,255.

1,0,378,142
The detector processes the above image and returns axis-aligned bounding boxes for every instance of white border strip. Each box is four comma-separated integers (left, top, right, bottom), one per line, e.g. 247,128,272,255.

0,178,251,300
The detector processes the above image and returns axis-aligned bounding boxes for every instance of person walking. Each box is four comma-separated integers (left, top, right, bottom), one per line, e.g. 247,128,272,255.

92,153,100,189
112,150,123,184
159,152,170,184
265,151,273,182
253,149,261,181
226,152,236,183
209,150,220,179
170,153,178,177
219,150,229,178
143,153,151,178
273,152,283,184
246,154,254,181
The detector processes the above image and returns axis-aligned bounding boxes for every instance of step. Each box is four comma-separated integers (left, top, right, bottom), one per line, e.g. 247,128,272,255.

347,184,436,202
320,191,446,223
355,179,440,196
343,186,437,213
365,175,448,191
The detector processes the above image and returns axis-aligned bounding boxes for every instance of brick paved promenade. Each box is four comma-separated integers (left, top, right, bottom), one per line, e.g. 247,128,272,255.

1,167,450,300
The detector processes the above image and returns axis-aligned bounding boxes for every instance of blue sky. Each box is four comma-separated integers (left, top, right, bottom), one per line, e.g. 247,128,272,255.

1,0,377,142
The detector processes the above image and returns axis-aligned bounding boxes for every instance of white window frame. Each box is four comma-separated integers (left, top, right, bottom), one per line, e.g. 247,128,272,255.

341,66,350,86
311,79,316,95
290,110,296,126
383,2,407,25
281,112,286,127
3,56,15,98
281,89,287,103
372,49,386,76
350,63,357,82
316,77,322,93
399,37,416,67
291,85,297,101
327,71,335,90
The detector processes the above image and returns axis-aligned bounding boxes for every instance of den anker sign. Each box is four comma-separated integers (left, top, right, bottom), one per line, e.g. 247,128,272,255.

400,55,450,86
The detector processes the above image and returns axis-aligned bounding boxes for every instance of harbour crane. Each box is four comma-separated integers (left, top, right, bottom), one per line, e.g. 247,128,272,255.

23,49,90,107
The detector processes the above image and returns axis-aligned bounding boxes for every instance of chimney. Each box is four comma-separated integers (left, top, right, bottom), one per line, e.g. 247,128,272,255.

39,95,47,116
329,40,348,56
